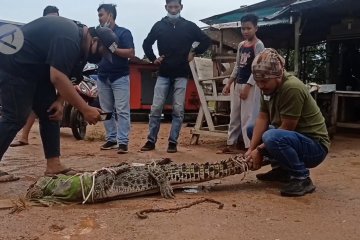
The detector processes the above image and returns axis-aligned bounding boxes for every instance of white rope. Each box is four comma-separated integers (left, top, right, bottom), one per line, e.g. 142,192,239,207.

232,155,250,181
150,159,157,167
80,167,117,204
82,173,96,204
79,173,87,202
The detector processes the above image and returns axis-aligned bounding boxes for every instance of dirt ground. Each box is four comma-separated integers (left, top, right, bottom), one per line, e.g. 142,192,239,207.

0,122,359,240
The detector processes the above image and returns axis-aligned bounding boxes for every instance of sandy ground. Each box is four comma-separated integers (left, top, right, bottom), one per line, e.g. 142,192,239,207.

0,122,359,240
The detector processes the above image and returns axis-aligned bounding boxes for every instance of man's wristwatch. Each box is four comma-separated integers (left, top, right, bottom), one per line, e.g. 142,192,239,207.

256,146,266,155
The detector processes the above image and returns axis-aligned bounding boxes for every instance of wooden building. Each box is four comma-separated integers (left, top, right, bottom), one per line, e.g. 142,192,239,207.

201,0,360,132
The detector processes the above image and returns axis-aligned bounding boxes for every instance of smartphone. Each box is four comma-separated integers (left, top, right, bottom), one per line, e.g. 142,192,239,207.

100,112,112,121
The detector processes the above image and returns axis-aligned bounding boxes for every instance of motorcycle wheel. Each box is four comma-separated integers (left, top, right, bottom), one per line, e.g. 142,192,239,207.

70,108,87,140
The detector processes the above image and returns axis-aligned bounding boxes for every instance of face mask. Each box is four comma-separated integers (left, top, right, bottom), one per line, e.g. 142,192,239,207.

102,21,111,28
167,12,180,19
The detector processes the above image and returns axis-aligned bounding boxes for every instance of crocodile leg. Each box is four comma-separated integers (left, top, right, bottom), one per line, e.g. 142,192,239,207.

148,166,175,199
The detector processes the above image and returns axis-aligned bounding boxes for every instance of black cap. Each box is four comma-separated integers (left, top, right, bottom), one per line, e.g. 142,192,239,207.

88,26,119,62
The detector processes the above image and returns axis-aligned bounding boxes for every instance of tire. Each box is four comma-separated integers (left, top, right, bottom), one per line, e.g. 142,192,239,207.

61,103,73,128
70,108,87,140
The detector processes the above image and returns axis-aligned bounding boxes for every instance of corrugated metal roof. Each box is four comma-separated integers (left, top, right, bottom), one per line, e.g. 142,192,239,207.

201,0,297,25
209,18,290,30
202,6,289,26
201,0,333,29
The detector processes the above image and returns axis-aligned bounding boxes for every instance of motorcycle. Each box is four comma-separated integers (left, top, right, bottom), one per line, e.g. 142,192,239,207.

0,64,99,140
61,63,99,140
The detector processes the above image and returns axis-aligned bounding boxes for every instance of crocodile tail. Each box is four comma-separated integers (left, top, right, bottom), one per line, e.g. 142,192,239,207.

167,155,249,184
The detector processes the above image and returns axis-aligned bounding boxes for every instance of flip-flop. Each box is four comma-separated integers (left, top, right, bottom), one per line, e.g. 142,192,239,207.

0,171,20,182
44,168,81,177
10,140,29,147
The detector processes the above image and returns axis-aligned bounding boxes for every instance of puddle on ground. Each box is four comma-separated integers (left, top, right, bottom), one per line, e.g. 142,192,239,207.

181,185,209,194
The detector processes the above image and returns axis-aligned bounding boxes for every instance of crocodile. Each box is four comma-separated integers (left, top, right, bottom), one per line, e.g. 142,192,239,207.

26,155,249,204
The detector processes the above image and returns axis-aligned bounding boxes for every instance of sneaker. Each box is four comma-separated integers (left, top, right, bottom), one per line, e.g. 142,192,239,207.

100,141,117,150
140,141,155,151
256,168,291,183
167,142,177,153
117,144,128,154
280,177,316,197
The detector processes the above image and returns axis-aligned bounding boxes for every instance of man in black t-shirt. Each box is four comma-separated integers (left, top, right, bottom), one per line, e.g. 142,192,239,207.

10,5,61,148
0,16,120,182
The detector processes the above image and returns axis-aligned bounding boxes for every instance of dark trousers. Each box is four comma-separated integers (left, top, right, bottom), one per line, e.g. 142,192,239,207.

247,125,327,179
0,70,60,160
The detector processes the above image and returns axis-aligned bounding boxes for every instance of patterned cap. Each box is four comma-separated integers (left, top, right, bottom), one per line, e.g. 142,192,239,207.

252,48,285,80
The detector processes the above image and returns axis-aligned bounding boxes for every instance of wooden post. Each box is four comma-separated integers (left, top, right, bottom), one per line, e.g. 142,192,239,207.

219,29,224,54
302,47,307,82
285,45,290,69
330,92,338,136
325,42,331,84
294,16,302,76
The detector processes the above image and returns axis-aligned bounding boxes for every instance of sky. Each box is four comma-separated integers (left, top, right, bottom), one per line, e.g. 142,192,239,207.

0,0,263,57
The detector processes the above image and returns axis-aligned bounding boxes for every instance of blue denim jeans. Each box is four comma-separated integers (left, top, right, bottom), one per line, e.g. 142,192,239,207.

0,70,60,160
148,76,188,144
97,75,130,145
247,125,328,179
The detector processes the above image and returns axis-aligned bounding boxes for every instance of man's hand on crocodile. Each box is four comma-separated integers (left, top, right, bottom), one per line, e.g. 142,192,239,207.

245,148,263,171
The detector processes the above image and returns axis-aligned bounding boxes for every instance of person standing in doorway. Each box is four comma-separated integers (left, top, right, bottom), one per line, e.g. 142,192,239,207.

96,4,135,154
141,0,211,153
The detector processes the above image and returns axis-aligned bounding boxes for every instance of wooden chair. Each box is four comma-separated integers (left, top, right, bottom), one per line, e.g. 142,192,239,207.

189,57,232,144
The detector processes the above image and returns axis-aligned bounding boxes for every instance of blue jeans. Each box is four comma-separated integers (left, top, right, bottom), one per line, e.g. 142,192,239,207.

148,76,188,144
247,126,328,179
97,75,130,145
0,70,60,160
